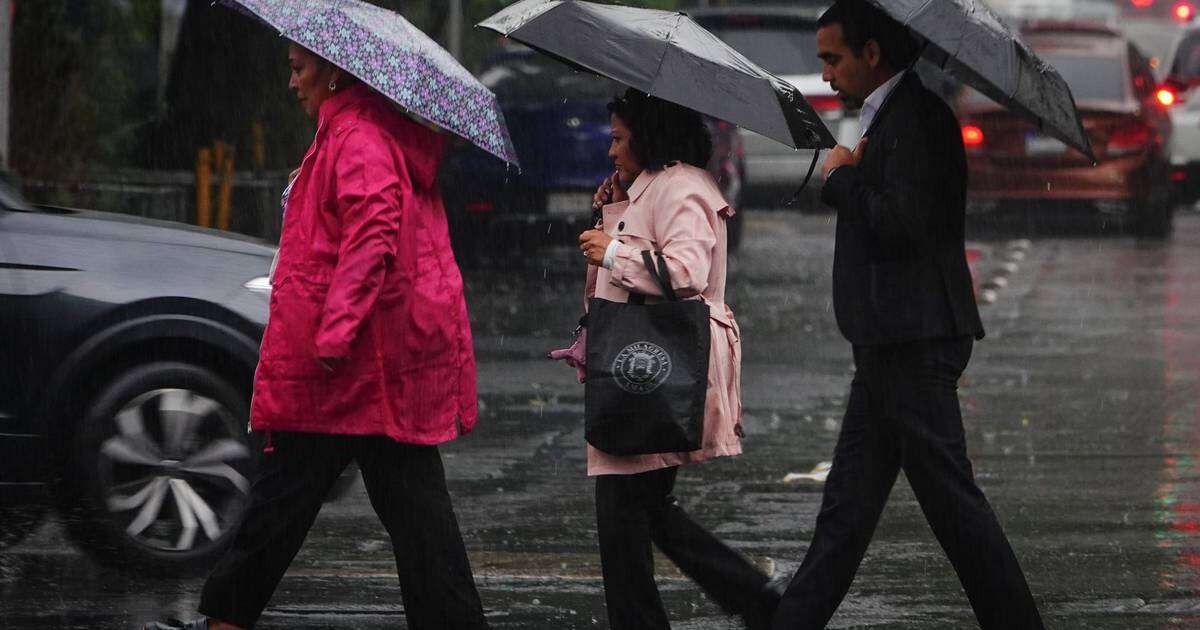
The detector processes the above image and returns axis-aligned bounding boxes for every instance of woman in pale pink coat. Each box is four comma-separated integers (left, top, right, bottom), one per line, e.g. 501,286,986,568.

560,89,780,630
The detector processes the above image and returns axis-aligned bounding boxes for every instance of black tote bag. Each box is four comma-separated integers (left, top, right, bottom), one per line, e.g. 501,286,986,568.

584,250,711,456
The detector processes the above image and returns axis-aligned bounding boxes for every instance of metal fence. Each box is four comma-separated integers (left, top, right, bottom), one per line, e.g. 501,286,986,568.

21,169,290,243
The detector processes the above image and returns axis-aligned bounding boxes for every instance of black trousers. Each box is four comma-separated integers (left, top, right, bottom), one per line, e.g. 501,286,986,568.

770,337,1043,630
595,466,770,630
198,432,488,630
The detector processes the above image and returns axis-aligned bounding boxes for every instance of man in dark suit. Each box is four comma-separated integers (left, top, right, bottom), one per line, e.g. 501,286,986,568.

769,2,1044,629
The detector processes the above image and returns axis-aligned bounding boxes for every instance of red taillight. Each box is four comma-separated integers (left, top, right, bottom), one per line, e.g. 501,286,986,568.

807,95,843,113
1131,0,1154,8
1157,87,1179,107
1107,123,1151,157
1175,1,1196,21
465,200,494,213
962,125,985,148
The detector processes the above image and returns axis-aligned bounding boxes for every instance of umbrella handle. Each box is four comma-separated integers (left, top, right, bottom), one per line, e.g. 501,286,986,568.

785,149,821,207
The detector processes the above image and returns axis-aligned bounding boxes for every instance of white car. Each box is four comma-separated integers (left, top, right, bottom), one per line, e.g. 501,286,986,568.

1161,21,1200,203
689,6,860,209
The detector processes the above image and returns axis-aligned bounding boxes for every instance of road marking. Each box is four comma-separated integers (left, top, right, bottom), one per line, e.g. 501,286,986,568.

973,239,1033,306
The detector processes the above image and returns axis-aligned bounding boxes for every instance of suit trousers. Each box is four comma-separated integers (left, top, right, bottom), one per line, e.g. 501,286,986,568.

198,431,488,630
595,466,771,630
770,337,1043,630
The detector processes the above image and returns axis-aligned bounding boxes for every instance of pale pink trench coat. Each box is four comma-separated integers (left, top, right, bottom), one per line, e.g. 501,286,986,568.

585,162,743,476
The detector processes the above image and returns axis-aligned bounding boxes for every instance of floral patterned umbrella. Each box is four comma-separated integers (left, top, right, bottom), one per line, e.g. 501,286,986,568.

219,0,520,166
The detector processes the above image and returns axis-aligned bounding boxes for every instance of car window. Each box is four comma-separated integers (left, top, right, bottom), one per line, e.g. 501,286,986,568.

1041,53,1129,101
965,52,1127,103
1169,32,1200,83
1128,46,1157,100
478,54,619,103
701,25,823,77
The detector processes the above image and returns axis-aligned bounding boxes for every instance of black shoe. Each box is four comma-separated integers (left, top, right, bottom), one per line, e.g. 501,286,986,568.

742,574,789,630
143,617,208,630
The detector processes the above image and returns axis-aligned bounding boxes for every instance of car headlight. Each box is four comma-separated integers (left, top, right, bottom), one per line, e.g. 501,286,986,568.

243,276,272,294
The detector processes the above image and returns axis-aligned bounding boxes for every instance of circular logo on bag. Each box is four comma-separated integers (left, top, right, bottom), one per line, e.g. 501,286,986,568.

612,341,673,395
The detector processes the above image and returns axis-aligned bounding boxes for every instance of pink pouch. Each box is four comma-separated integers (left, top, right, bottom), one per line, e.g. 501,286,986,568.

547,327,587,383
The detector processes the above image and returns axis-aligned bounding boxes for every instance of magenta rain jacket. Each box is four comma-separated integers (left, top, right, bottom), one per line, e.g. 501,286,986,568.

250,84,477,444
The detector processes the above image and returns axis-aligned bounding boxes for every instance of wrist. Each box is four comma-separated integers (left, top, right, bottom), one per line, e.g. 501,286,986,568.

602,238,621,269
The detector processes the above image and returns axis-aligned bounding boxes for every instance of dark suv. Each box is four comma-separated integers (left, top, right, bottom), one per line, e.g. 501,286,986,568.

0,175,273,571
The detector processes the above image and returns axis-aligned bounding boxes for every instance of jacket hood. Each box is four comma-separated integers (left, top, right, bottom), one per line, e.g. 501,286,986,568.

320,85,446,191
386,109,445,191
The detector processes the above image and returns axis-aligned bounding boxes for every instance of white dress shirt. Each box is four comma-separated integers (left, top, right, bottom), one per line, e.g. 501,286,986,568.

858,71,906,139
826,71,907,181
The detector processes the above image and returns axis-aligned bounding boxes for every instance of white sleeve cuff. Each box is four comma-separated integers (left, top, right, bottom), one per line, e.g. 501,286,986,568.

602,238,621,270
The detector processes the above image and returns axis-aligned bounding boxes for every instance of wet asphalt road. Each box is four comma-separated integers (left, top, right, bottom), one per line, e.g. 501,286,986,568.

5,209,1200,629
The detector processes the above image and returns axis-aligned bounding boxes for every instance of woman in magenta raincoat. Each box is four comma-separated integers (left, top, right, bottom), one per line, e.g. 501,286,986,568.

145,43,487,630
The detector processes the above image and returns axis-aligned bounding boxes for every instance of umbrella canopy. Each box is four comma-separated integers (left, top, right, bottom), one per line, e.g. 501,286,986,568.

478,0,837,151
866,0,1096,162
219,0,519,166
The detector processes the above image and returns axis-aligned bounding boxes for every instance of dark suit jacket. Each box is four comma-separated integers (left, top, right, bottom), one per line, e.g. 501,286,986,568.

821,72,985,346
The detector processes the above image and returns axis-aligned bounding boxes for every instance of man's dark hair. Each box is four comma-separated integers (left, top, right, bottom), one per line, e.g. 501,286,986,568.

818,0,922,71
606,88,712,172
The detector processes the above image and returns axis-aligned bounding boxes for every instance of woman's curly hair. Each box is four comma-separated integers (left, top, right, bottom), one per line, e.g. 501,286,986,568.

606,88,713,172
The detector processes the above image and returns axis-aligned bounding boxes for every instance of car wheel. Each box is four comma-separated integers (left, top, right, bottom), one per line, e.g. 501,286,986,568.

1135,197,1174,239
64,362,253,573
0,503,46,549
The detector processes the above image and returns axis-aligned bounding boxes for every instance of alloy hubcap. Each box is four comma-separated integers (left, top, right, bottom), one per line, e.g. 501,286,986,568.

98,388,251,553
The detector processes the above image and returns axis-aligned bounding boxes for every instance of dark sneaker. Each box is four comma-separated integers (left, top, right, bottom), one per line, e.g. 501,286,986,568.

143,617,208,630
743,574,789,630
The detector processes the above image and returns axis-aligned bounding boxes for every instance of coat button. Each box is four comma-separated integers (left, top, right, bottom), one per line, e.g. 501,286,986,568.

618,221,625,231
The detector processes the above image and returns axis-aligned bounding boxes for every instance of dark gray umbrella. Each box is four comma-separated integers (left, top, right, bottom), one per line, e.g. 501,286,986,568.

478,0,837,151
868,0,1096,162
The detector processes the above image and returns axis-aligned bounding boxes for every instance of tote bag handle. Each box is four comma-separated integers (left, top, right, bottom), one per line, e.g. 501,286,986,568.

629,250,678,305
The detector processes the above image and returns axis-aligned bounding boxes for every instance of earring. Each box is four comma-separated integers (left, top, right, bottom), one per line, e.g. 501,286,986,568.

328,80,337,92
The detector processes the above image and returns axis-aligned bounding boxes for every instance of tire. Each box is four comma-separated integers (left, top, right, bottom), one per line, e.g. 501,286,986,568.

0,502,46,549
1135,197,1174,239
63,362,253,573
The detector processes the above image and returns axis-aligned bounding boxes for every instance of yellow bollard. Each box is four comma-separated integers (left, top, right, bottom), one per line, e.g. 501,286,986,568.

213,140,226,178
252,122,266,171
217,149,235,231
196,148,213,228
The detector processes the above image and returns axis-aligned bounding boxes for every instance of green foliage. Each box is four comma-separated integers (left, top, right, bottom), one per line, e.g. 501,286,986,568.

10,0,159,180
9,0,689,179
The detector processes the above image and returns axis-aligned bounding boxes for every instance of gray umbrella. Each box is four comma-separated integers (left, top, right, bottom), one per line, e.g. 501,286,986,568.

867,0,1096,162
478,0,837,151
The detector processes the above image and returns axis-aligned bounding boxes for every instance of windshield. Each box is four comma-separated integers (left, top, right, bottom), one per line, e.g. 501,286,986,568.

702,26,823,77
1170,33,1200,83
1037,53,1128,101
965,53,1126,104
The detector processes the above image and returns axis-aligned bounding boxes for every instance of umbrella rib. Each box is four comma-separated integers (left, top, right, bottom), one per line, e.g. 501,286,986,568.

908,0,937,24
646,12,685,97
